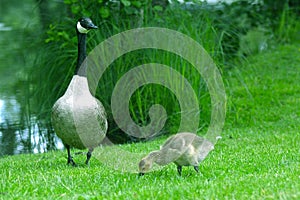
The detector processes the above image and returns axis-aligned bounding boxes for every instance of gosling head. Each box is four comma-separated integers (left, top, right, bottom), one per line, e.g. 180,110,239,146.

138,157,153,176
138,151,160,176
76,17,98,34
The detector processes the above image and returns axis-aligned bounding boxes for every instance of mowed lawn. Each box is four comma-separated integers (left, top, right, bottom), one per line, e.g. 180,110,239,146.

0,44,299,199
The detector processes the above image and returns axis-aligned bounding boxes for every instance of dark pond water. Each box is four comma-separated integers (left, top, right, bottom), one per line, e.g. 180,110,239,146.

0,0,65,156
0,95,63,157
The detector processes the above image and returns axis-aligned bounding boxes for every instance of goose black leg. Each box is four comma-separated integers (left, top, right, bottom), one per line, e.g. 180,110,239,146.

85,148,94,165
66,144,76,166
194,166,199,173
177,166,182,176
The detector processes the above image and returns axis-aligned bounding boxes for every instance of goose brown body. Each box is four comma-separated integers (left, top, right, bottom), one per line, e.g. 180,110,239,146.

51,18,107,165
52,75,107,150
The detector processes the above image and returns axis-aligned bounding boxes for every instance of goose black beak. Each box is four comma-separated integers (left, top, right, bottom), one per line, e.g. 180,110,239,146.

87,23,97,29
90,24,98,29
139,172,145,176
86,20,98,29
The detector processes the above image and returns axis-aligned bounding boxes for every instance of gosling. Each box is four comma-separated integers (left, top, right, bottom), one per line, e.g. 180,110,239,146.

138,132,214,176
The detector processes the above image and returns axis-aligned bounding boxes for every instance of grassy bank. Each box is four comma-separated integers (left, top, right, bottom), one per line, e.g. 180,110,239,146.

1,44,300,199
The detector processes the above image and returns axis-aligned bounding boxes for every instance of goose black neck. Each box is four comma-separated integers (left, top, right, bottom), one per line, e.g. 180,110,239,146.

75,31,87,76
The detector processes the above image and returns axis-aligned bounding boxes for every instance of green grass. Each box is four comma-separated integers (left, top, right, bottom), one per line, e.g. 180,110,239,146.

1,44,300,199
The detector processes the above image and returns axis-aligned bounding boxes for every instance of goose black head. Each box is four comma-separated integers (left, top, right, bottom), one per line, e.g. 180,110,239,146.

76,17,98,34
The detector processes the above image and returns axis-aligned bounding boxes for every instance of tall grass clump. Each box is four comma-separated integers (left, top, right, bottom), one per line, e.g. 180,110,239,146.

29,0,300,146
275,3,300,43
31,1,224,144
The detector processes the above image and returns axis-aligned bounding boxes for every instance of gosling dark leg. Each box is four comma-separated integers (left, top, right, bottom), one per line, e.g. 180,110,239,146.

177,166,182,176
85,148,94,165
66,144,76,166
194,166,199,173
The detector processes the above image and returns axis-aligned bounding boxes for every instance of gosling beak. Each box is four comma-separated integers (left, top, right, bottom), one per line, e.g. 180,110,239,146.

139,172,145,176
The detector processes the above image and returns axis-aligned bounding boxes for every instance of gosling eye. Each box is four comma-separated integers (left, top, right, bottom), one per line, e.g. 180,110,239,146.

140,165,148,172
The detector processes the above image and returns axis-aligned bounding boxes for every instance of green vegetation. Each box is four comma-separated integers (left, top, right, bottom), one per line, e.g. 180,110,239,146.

1,44,299,199
30,0,300,143
1,0,300,148
1,1,300,198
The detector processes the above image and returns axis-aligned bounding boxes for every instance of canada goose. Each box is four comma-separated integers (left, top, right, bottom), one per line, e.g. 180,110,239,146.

51,17,108,166
139,132,214,176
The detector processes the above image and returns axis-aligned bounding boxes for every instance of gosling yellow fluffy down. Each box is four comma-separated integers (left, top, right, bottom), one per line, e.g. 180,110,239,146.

139,132,214,175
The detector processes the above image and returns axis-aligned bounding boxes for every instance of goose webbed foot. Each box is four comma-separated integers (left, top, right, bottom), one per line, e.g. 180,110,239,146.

177,166,182,176
194,166,199,173
67,157,77,166
66,144,77,166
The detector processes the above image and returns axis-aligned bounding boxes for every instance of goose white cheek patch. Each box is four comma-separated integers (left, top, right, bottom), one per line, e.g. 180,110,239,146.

77,22,89,34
